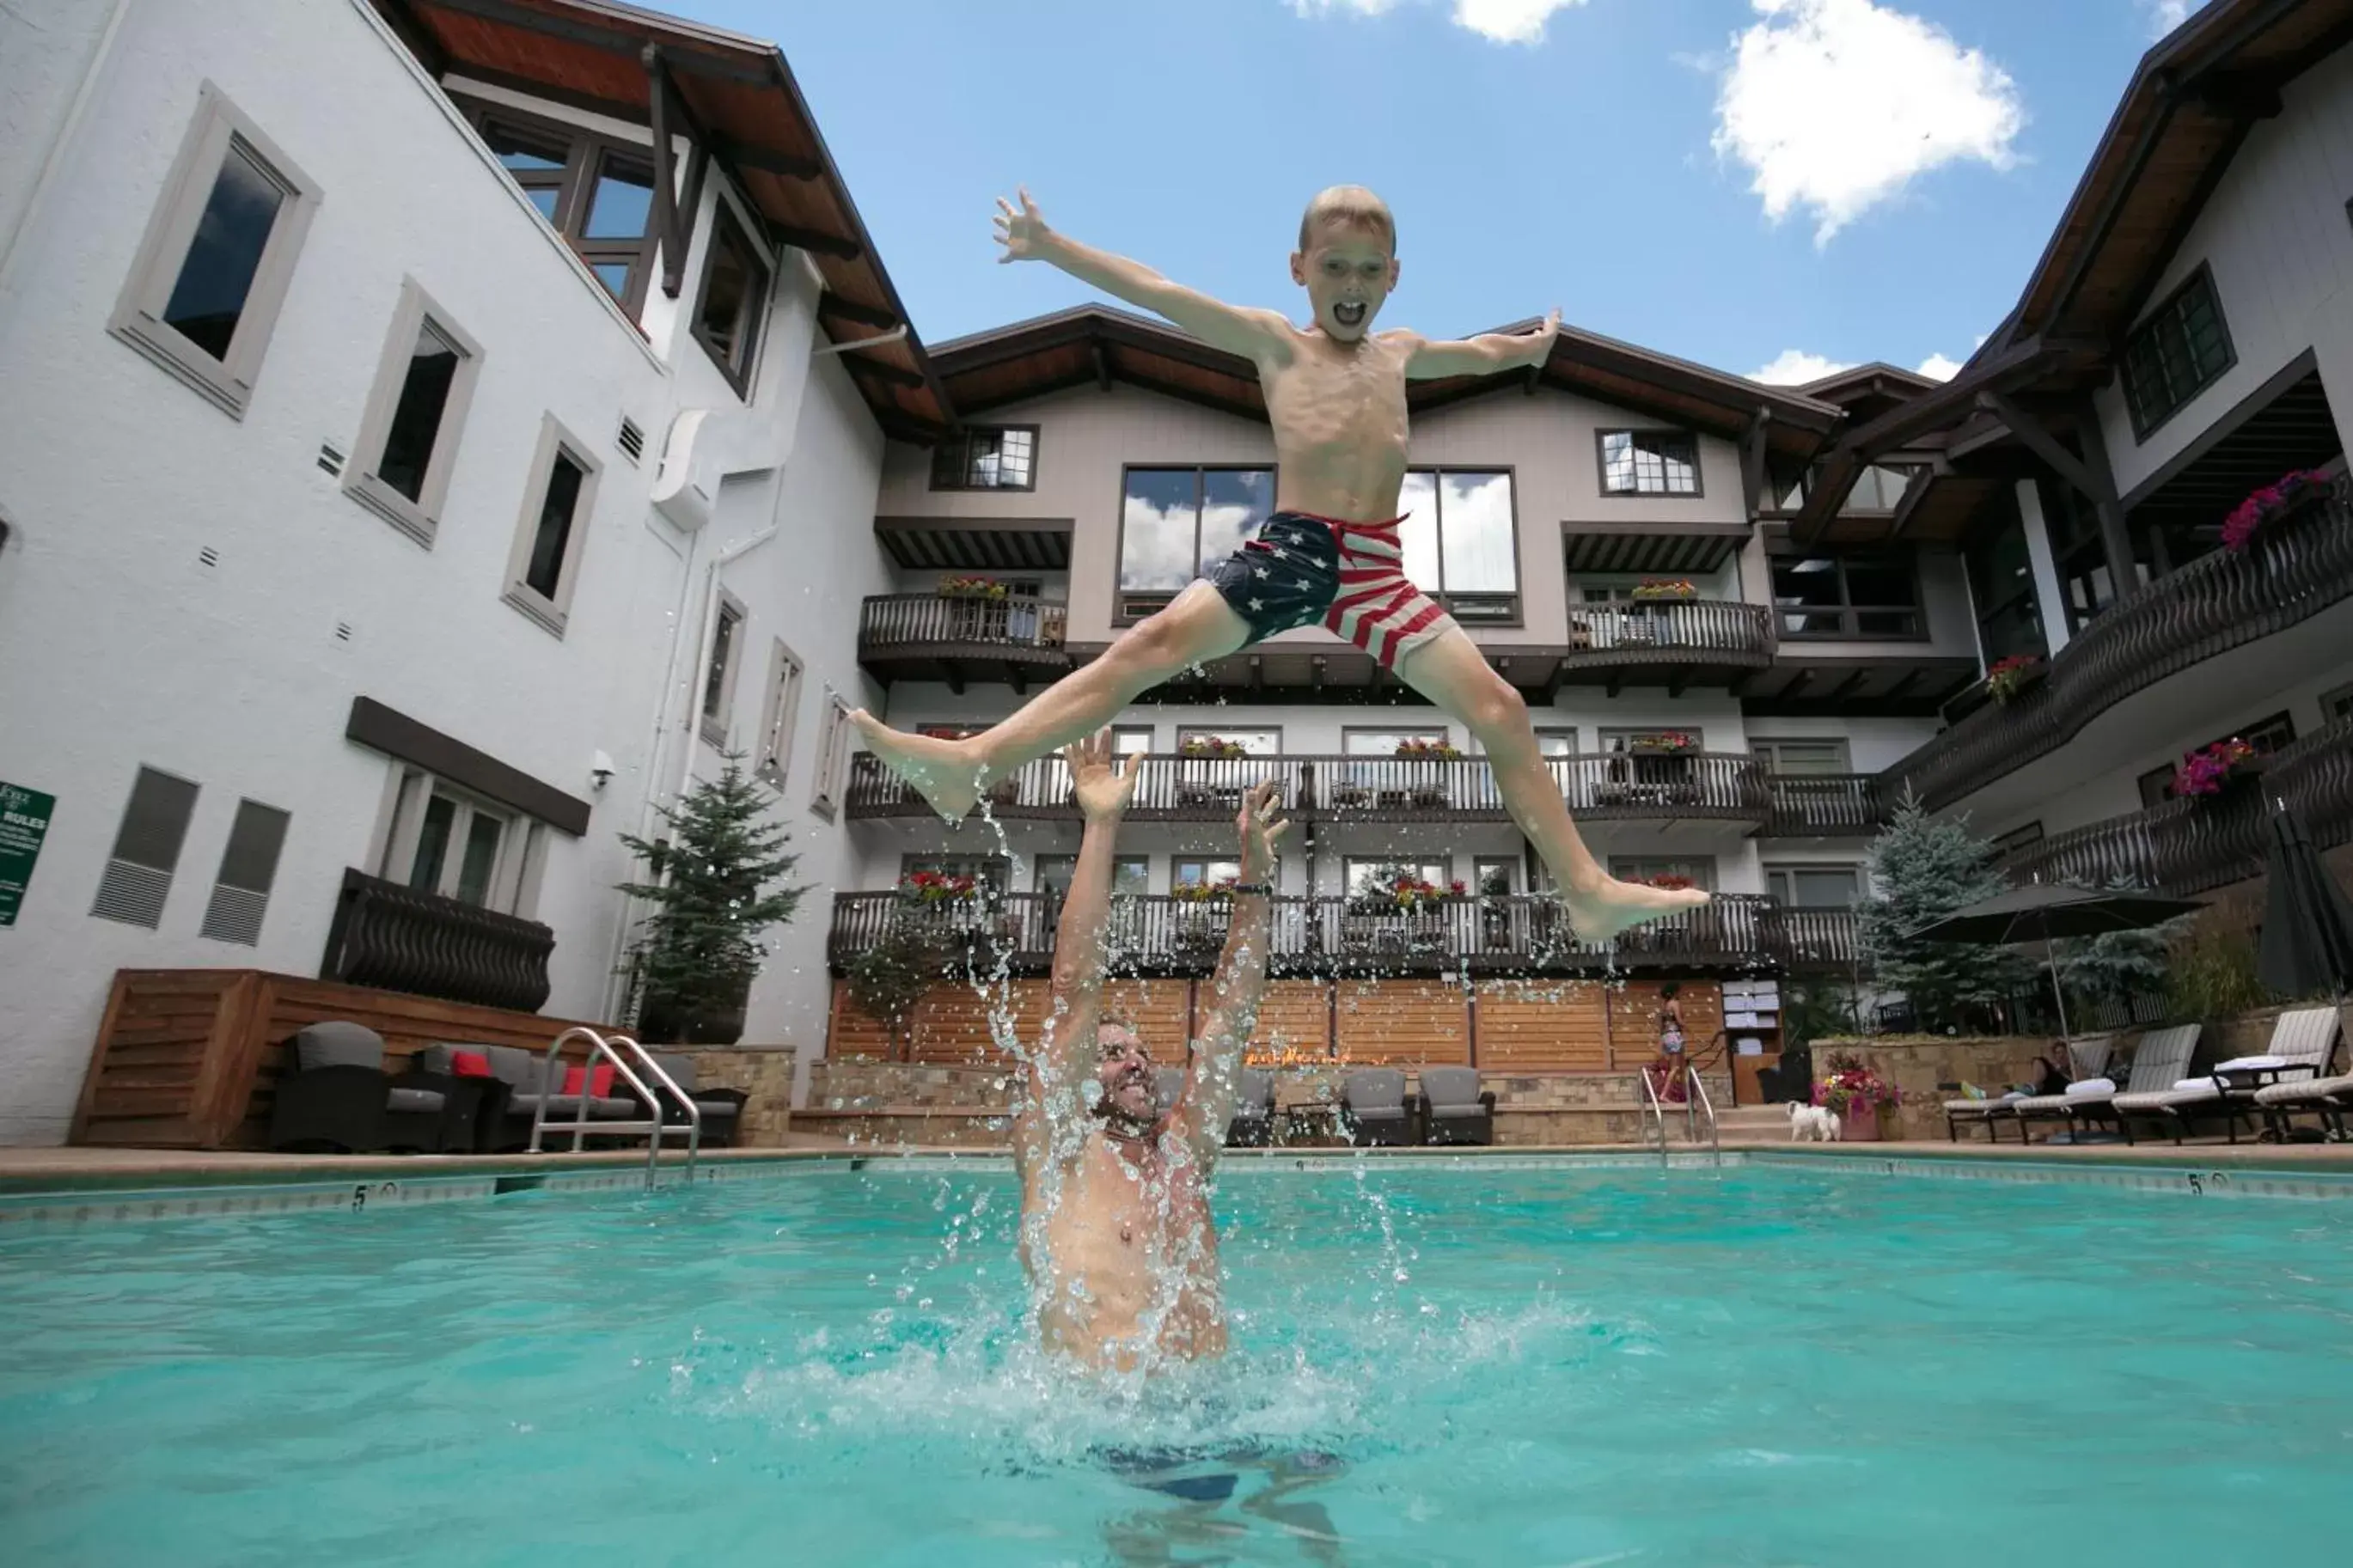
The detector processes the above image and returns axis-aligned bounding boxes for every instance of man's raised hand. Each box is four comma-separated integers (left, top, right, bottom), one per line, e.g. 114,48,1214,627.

1063,729,1140,821
993,187,1051,264
1237,779,1290,884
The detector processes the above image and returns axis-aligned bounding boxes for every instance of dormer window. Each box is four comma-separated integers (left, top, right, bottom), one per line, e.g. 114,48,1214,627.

468,102,658,314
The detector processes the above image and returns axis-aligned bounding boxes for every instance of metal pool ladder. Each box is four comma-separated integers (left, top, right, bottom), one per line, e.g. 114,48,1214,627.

1639,1067,1669,1168
527,1027,702,1190
1686,1067,1722,1169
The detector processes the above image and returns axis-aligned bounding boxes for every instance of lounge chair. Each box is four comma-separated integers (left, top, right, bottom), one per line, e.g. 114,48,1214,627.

2016,1024,2203,1145
414,1042,516,1154
1417,1065,1495,1146
633,1053,749,1149
2249,1007,2352,1139
481,1044,639,1151
1225,1068,1277,1147
2009,1034,2122,1142
1340,1068,1412,1146
2112,1006,2340,1144
1944,1086,2028,1143
268,1022,453,1154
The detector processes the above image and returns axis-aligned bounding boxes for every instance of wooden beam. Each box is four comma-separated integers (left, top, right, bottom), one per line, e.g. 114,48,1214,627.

1727,669,1756,699
1092,340,1113,391
1740,407,1772,519
1978,391,2104,501
1249,655,1264,692
1668,667,1691,699
945,662,965,698
1824,668,1871,703
843,356,926,388
641,47,688,299
1521,364,1543,397
770,222,861,260
819,291,897,328
706,133,822,180
2075,400,2139,607
1311,656,1327,691
419,0,771,83
1885,668,1923,700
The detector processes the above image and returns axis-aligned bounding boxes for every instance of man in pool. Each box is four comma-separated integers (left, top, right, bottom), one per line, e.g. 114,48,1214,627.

1014,730,1283,1371
853,184,1708,947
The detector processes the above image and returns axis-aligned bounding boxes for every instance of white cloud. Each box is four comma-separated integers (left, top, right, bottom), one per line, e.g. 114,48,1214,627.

1285,0,1588,46
2143,2,2201,40
1916,352,1965,381
1751,348,1855,385
1712,0,2025,245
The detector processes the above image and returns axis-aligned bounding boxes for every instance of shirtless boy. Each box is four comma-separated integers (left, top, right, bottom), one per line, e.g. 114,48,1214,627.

1015,730,1280,1370
854,185,1706,943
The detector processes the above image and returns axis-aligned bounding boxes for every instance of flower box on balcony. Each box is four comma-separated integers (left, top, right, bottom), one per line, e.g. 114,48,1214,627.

1984,654,2044,705
2172,738,2264,799
1630,579,1698,601
1179,738,1251,760
1628,732,1697,754
1392,739,1461,760
937,576,1008,601
2222,469,2332,553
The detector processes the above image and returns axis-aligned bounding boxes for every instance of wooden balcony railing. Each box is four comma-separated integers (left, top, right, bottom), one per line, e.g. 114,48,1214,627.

2000,717,2353,896
828,891,1808,976
846,750,1775,824
1886,483,2353,809
1758,906,1866,974
318,868,555,1013
1765,773,1893,836
857,593,1068,654
1562,599,1776,668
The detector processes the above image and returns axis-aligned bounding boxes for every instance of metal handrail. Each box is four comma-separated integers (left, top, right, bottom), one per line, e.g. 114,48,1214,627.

528,1027,703,1189
1637,1064,1668,1168
1686,1066,1721,1169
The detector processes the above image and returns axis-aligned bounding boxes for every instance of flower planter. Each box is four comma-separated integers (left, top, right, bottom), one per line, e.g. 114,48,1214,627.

1840,1102,1880,1142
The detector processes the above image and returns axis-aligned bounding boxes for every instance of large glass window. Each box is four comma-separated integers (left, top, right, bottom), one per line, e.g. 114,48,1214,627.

2123,266,2234,439
931,426,1038,491
1345,857,1452,894
1763,864,1861,908
1841,465,1917,515
1035,854,1150,899
693,201,770,396
1771,554,1922,638
1752,738,1853,775
2043,482,2154,632
1599,430,1701,496
1397,468,1519,623
345,280,484,547
1119,467,1275,601
466,102,658,313
1965,513,2047,665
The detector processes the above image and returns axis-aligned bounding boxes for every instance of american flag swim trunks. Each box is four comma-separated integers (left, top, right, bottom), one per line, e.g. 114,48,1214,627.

1201,510,1457,671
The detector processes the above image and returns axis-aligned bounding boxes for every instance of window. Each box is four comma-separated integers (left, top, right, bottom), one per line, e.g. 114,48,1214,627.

755,641,805,786
1598,430,1701,497
1763,863,1861,909
1345,857,1451,894
1176,857,1247,889
467,103,658,313
2136,711,2295,808
1607,856,1717,892
1770,554,1922,638
699,594,747,746
1989,821,2045,857
810,691,853,819
1110,725,1155,755
932,426,1039,491
1965,513,2047,665
1473,857,1521,897
1118,467,1275,614
1036,854,1150,899
109,83,320,418
2123,265,2234,439
1841,465,1917,515
90,766,200,928
373,769,546,916
197,798,290,945
1751,738,1853,776
2041,482,2154,633
1398,469,1519,623
2322,683,2353,725
502,416,602,637
1343,727,1447,756
345,279,484,546
693,198,771,396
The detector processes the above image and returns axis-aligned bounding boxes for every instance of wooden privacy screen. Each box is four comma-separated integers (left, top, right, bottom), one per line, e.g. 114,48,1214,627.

1476,979,1610,1071
73,968,608,1150
1244,979,1334,1062
1333,979,1471,1065
831,977,1190,1065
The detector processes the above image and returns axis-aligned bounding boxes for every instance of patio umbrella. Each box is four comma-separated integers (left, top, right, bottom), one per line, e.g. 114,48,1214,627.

2257,803,2353,1006
1910,882,2204,1040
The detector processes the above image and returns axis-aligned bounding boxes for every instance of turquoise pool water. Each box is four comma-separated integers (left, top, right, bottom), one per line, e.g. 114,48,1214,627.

3,1162,2349,1566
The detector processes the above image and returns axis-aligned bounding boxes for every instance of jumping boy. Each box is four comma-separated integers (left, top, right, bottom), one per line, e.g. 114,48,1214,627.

853,186,1708,943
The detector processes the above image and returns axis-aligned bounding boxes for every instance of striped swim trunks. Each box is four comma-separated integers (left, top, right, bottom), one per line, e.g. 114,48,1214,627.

1202,510,1457,671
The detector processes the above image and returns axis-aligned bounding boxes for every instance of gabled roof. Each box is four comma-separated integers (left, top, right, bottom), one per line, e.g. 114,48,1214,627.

930,306,1845,458
373,0,953,438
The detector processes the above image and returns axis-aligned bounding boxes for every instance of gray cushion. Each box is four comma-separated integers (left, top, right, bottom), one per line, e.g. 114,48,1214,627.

1237,1070,1275,1113
1350,1106,1409,1123
484,1045,544,1089
649,1052,699,1094
385,1086,445,1114
1343,1069,1406,1112
293,1022,385,1073
2254,1071,2353,1107
1421,1066,1482,1112
692,1097,740,1118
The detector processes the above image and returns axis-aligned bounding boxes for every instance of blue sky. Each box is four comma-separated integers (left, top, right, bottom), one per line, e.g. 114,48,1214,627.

678,0,2207,384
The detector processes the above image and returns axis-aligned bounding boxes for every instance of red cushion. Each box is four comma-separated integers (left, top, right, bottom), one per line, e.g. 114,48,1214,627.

562,1063,615,1097
449,1051,492,1079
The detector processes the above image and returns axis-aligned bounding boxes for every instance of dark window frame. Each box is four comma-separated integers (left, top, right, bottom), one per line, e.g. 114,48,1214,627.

500,414,602,639
2121,262,2237,442
930,425,1041,492
454,95,661,317
1597,428,1704,498
344,278,486,548
1113,463,1278,625
2321,682,2353,726
1342,856,1454,895
1989,821,2045,857
1762,862,1863,909
689,193,772,399
1769,550,1928,642
1751,736,1854,774
1034,852,1150,896
1400,465,1524,627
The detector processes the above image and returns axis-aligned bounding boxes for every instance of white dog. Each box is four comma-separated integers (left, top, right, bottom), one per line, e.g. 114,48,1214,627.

1788,1102,1843,1142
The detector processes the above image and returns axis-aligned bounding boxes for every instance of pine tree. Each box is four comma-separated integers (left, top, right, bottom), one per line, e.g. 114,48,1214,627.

2057,876,2185,1015
619,755,805,1042
1858,792,2028,1031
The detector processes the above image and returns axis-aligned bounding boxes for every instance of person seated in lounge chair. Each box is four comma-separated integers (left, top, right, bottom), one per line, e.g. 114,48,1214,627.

1013,731,1285,1372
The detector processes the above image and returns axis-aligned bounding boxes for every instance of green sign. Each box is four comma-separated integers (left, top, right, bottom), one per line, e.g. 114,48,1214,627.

0,781,57,928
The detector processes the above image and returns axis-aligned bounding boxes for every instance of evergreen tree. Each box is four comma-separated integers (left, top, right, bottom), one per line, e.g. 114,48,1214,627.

1858,793,2027,1030
2056,877,2186,1016
619,756,805,1040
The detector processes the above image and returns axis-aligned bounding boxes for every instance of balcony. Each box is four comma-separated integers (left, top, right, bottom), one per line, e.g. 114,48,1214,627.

2000,717,2353,896
1887,483,2353,810
828,891,1806,977
1765,773,1893,837
846,750,1776,827
318,868,555,1013
856,593,1073,692
1557,600,1775,692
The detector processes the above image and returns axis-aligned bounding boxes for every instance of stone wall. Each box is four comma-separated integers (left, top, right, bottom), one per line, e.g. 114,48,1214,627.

683,1046,801,1147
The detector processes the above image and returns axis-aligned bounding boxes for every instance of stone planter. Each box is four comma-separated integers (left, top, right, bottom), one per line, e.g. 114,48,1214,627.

1838,1101,1881,1142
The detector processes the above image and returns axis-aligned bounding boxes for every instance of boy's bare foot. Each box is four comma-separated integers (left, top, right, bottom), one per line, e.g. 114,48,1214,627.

849,711,982,821
1558,874,1712,947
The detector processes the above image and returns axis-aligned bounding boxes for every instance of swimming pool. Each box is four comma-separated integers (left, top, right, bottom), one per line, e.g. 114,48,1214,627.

3,1158,2348,1566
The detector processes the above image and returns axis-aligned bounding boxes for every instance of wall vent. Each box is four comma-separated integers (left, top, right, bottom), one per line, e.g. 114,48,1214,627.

91,861,174,928
198,546,220,568
198,884,269,945
616,417,645,464
317,441,346,477
89,766,200,929
334,621,354,644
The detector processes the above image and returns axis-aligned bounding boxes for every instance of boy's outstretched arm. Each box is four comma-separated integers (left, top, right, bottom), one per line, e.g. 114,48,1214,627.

995,187,1287,359
1403,309,1561,380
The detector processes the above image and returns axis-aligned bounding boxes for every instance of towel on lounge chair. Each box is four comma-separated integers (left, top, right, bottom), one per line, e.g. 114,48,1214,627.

2066,1077,2117,1097
2215,1054,2289,1072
